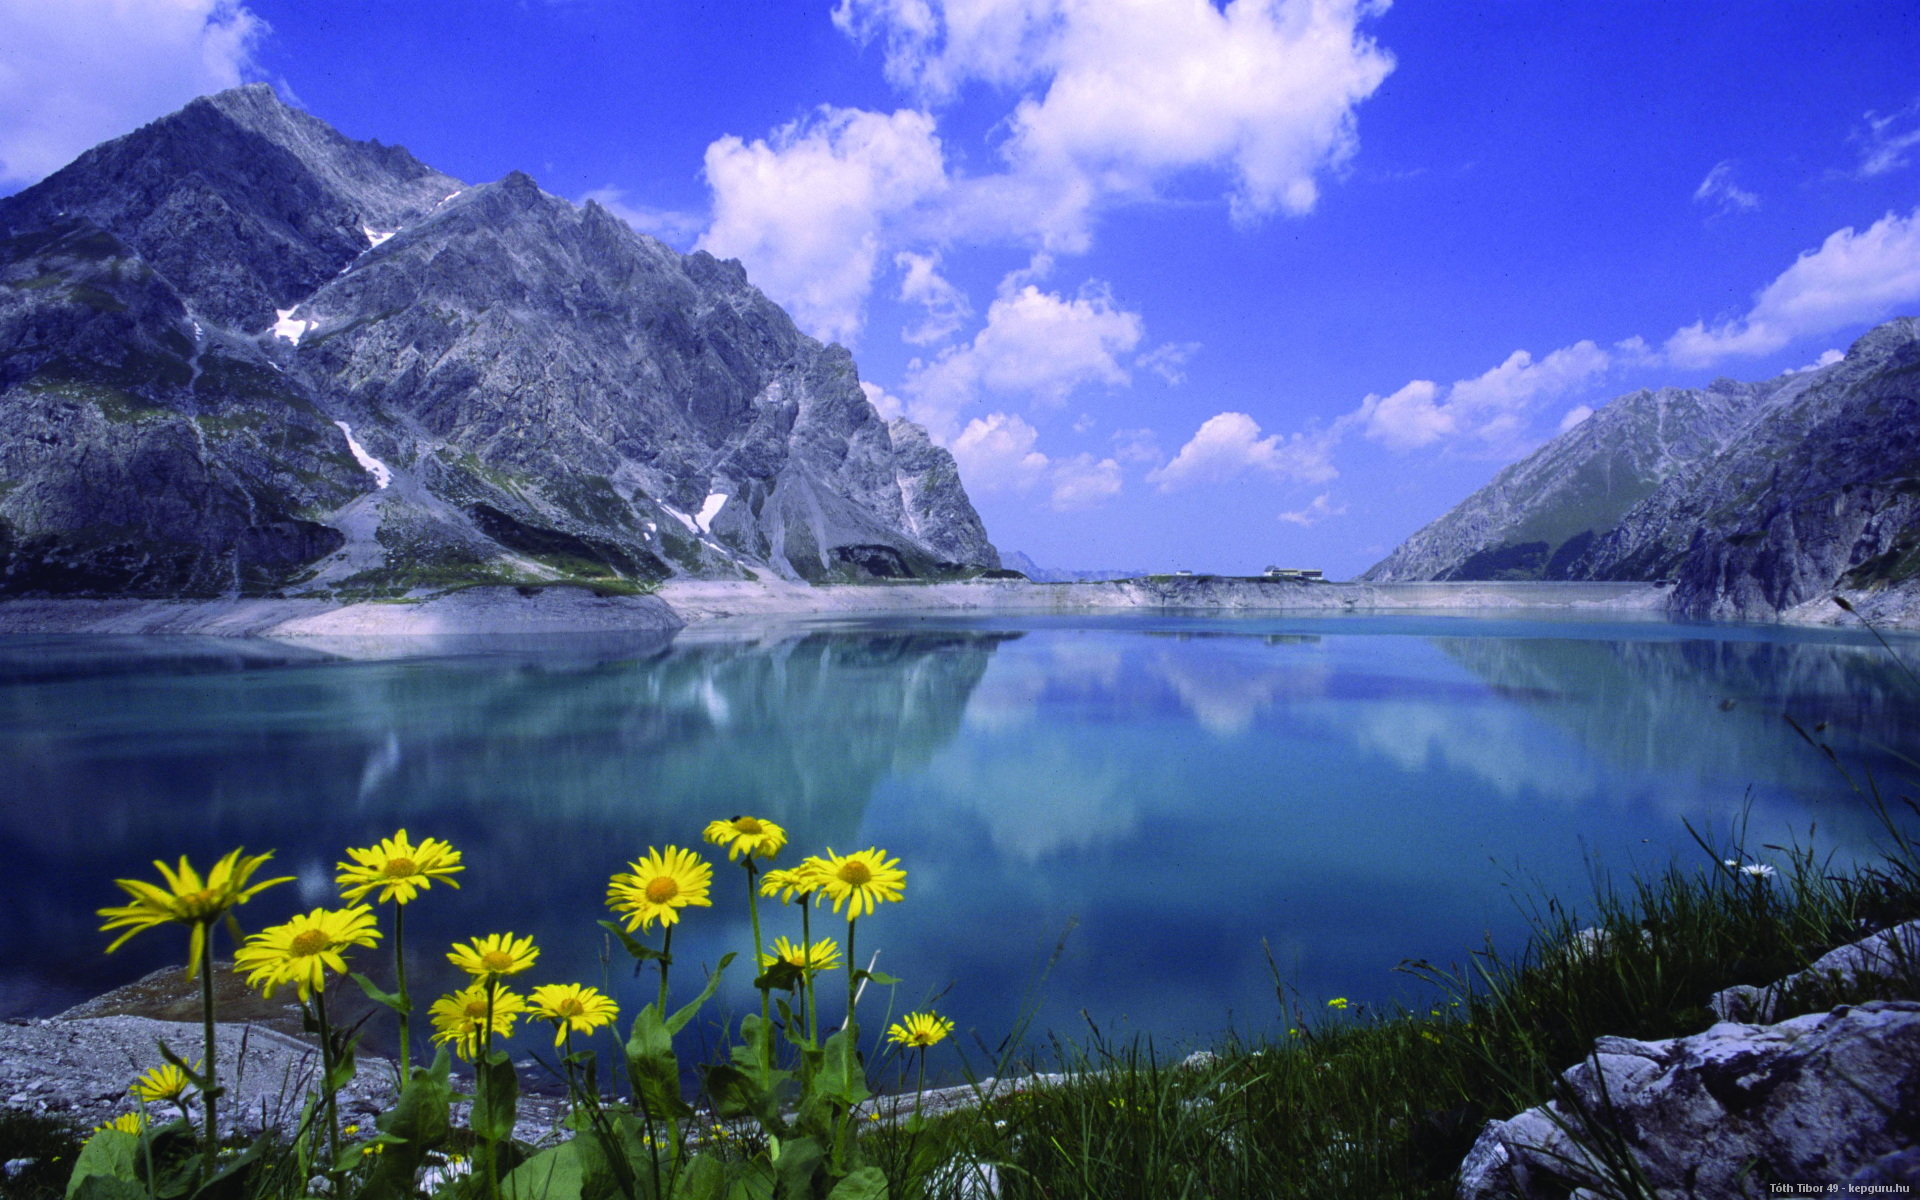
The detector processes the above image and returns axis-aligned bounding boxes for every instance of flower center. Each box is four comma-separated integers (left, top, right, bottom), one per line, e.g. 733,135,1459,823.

838,861,872,887
382,857,418,878
644,876,679,904
480,950,516,972
733,817,763,835
557,997,586,1018
290,929,333,957
173,888,221,917
463,998,488,1019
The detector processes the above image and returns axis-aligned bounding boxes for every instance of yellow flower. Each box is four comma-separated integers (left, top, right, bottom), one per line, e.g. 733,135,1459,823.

1327,997,1349,1010
606,846,713,931
90,1112,146,1137
97,848,291,976
703,815,787,862
759,863,826,905
885,1011,954,1049
428,982,526,1061
808,848,906,919
528,983,620,1046
130,1062,195,1104
447,931,539,980
234,905,381,1001
759,935,842,974
337,829,464,905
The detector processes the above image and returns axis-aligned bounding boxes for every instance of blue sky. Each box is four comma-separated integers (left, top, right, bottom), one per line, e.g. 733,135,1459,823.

4,2,1919,577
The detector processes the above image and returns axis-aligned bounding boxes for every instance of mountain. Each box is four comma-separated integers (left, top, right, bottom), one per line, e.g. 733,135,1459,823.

0,85,997,599
998,550,1153,582
1363,318,1920,619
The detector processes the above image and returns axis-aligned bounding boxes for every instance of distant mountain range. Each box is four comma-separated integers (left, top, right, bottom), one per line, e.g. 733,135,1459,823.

0,85,998,599
1364,318,1920,619
997,550,1154,583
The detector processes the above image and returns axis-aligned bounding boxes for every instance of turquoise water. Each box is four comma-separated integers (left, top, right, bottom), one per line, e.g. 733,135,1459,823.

2,613,1915,1077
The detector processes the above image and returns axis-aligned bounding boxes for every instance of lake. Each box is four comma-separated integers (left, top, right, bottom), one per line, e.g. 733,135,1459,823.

2,611,1915,1080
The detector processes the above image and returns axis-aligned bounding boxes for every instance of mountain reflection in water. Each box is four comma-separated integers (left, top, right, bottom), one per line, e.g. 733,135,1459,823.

1,614,1913,1079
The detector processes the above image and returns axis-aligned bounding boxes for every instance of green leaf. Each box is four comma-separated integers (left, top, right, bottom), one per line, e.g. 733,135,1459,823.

325,1030,359,1094
625,1004,693,1121
64,1130,140,1200
598,919,668,965
666,952,736,1035
826,1167,888,1200
813,1027,870,1109
67,1175,146,1200
502,1141,587,1200
754,962,804,993
851,970,899,988
358,1048,454,1200
350,971,410,1015
671,1154,729,1200
473,1049,521,1143
770,1135,823,1200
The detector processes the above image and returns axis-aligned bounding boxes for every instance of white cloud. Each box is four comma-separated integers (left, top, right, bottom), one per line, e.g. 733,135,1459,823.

1854,99,1920,178
698,106,948,344
1111,427,1162,465
1136,340,1201,385
859,379,908,420
1277,492,1345,527
951,411,1050,491
1557,404,1594,433
836,0,1394,248
1692,160,1758,215
1147,411,1338,491
582,186,706,247
894,249,972,344
1357,341,1611,451
0,0,265,187
902,273,1143,435
949,410,1122,510
1789,348,1845,374
1664,207,1920,367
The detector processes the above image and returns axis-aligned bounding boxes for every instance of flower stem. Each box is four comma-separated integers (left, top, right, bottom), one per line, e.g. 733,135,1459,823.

393,902,411,1079
314,990,340,1167
198,946,219,1163
745,862,770,1038
658,926,674,1014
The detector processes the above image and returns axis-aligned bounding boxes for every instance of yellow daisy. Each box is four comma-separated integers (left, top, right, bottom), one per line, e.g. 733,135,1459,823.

527,983,620,1046
807,848,906,919
885,1011,955,1049
758,935,842,974
606,846,713,931
97,848,292,976
447,932,539,980
759,862,826,904
234,905,381,1001
130,1062,195,1104
702,815,788,862
336,829,464,905
428,982,526,1061
90,1112,147,1138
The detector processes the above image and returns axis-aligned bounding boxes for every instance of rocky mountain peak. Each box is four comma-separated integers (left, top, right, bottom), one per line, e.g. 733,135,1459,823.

0,87,997,599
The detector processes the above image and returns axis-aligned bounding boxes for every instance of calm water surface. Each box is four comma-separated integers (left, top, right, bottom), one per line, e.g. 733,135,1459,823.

2,612,1915,1077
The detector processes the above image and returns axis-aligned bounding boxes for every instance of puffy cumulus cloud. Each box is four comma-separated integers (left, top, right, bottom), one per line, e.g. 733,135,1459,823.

1664,207,1920,367
1357,341,1610,451
1692,160,1758,216
1277,492,1345,527
858,379,908,420
950,411,1123,510
0,0,264,187
581,186,706,248
951,411,1050,491
1147,411,1339,491
902,274,1143,435
1047,452,1122,510
895,249,973,344
1853,100,1920,179
835,0,1393,247
698,106,948,344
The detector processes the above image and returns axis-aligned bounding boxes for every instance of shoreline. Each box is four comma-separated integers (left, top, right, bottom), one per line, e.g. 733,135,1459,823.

0,575,1908,637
